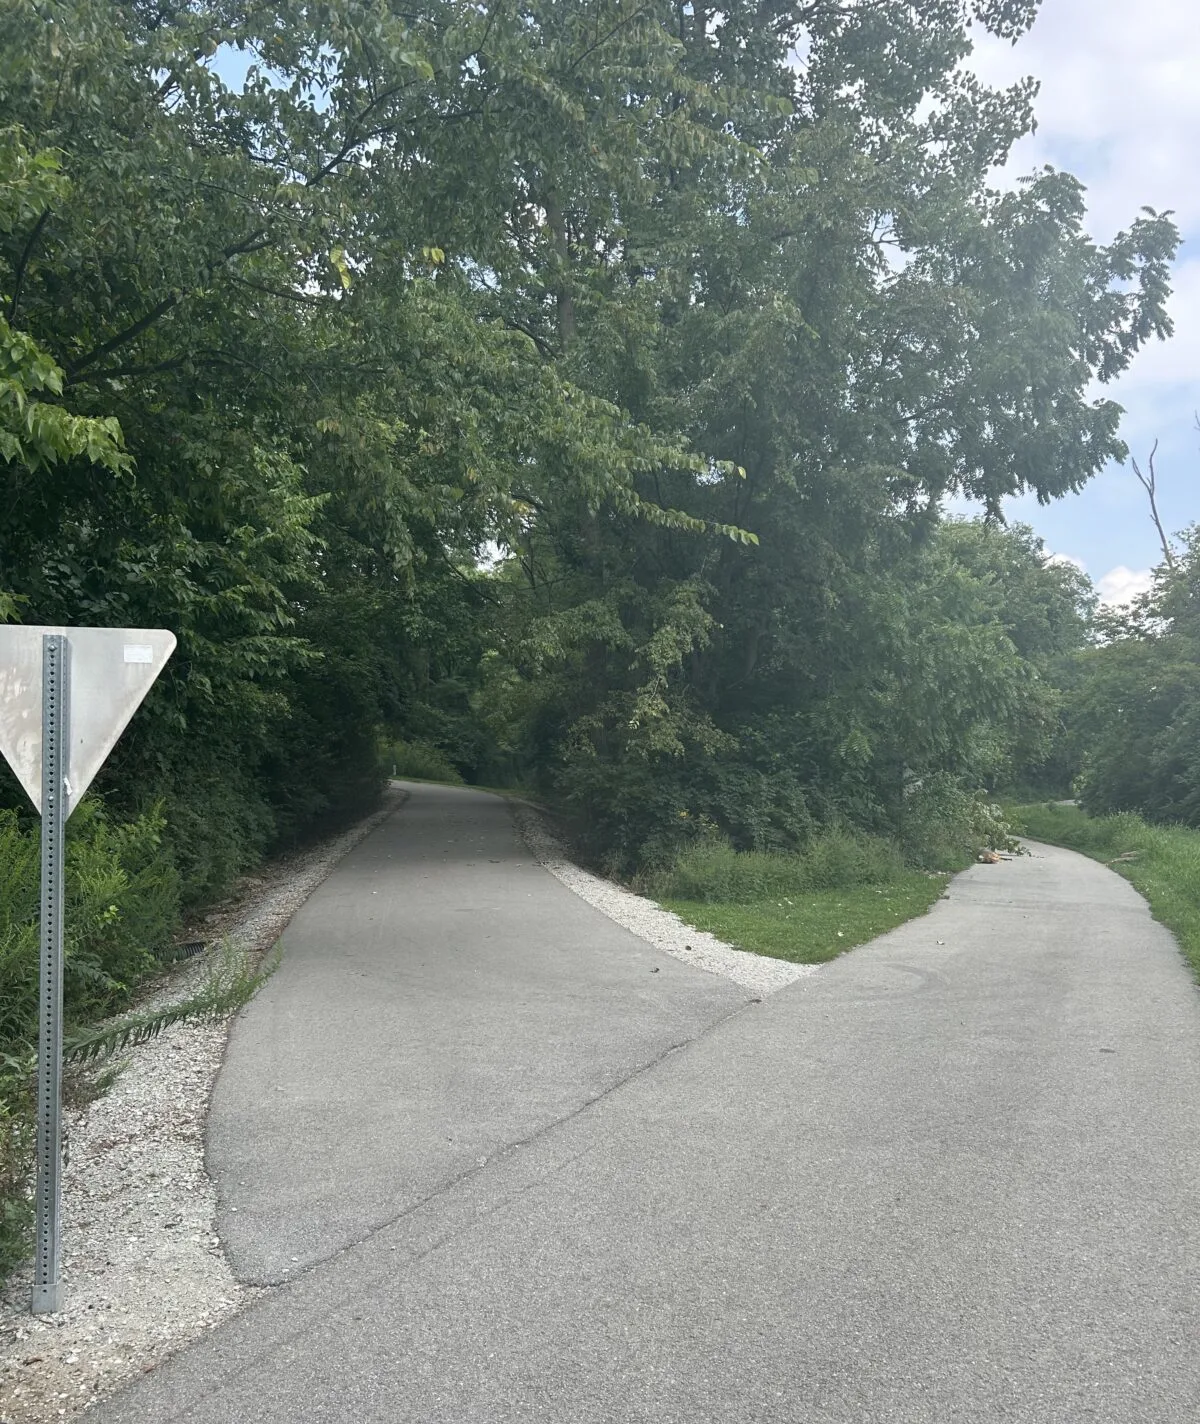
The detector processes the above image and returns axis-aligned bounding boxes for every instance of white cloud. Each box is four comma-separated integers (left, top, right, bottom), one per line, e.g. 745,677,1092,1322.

968,0,1200,239
967,3,1200,381
964,0,1200,573
1096,565,1154,605
1045,552,1087,573
967,3,1200,431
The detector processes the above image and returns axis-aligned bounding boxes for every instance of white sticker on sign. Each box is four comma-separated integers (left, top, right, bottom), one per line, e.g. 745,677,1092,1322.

0,626,177,817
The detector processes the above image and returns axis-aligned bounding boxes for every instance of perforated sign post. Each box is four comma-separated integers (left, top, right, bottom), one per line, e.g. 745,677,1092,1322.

0,626,175,1313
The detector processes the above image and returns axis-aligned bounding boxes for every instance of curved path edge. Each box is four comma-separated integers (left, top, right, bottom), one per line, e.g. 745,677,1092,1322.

507,800,814,994
0,786,413,1424
85,815,1200,1424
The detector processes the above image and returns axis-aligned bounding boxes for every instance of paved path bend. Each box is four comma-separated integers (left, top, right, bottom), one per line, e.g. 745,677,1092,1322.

95,787,1200,1423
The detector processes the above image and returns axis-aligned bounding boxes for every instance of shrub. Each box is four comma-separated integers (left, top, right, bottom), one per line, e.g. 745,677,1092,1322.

157,768,276,906
896,774,1014,870
0,801,180,1056
387,739,464,785
802,827,908,888
649,829,907,904
554,748,825,878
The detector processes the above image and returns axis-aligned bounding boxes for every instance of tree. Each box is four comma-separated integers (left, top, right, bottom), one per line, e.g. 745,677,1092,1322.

1074,527,1200,825
0,0,1180,878
0,0,739,886
477,0,1176,867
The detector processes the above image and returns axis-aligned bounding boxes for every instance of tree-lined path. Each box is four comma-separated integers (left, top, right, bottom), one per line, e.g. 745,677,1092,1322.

95,784,1200,1423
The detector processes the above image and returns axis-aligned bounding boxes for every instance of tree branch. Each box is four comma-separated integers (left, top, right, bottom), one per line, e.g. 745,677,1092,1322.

226,273,331,306
72,355,195,385
8,207,51,322
304,77,426,188
567,1,659,74
475,0,506,60
66,230,272,378
484,310,555,358
1132,438,1177,571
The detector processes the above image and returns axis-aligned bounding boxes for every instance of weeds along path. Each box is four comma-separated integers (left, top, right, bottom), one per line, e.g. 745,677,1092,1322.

92,808,1200,1424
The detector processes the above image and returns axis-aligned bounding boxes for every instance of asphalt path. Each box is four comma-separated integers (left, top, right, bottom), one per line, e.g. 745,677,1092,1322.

207,783,750,1284
94,784,1200,1422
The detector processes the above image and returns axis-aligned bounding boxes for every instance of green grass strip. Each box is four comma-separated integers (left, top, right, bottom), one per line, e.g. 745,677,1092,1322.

663,873,947,966
1006,802,1200,982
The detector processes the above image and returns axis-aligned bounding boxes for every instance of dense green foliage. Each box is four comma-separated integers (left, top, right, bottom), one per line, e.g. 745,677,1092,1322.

1056,530,1200,825
0,2,1181,1273
0,805,178,1055
388,739,465,785
463,1,1161,870
1007,802,1200,982
503,512,1097,871
0,0,1173,878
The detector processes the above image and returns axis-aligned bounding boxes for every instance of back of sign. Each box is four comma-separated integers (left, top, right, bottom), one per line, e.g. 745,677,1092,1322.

0,626,177,817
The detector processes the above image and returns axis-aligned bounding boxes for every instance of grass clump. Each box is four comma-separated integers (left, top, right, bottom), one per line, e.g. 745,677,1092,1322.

649,829,906,903
1007,802,1200,981
650,829,947,966
661,880,946,966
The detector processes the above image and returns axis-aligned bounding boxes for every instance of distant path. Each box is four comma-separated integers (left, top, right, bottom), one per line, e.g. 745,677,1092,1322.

95,794,1200,1423
208,782,750,1285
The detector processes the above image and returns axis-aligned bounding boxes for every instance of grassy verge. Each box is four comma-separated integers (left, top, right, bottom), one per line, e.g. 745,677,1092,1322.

1007,802,1200,981
647,833,949,966
663,876,947,965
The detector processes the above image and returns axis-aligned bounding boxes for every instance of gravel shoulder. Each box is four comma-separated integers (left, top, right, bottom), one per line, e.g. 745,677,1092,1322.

508,802,814,995
86,839,1200,1424
0,788,409,1424
1,783,811,1421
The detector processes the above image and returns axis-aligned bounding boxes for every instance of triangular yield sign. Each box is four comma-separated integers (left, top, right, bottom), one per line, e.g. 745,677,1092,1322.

0,626,176,818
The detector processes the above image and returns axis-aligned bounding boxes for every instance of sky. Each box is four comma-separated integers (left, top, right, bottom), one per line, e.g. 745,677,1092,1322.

963,0,1200,602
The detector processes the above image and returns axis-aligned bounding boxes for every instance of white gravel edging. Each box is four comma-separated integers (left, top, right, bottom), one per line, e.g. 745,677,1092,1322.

0,787,409,1424
509,803,816,996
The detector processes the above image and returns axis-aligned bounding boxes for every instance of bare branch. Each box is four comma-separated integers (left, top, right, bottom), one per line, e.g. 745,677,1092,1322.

1131,438,1177,571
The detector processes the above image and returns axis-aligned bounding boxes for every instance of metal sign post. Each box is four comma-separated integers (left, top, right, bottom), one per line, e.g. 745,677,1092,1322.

0,624,175,1315
33,634,68,1313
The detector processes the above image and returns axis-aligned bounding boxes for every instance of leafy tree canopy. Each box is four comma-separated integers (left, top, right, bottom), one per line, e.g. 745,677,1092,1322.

0,0,1177,878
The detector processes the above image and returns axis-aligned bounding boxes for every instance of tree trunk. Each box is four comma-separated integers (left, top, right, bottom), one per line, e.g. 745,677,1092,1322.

543,188,576,352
